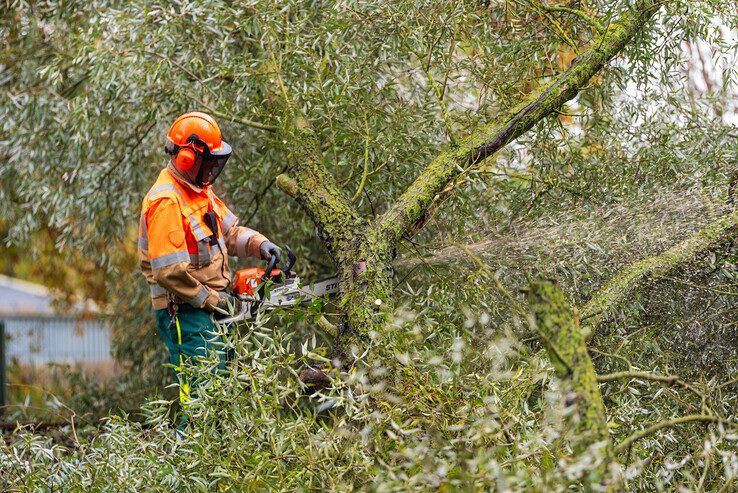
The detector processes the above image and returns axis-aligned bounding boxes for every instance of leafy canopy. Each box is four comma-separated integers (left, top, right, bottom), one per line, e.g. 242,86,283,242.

2,0,734,264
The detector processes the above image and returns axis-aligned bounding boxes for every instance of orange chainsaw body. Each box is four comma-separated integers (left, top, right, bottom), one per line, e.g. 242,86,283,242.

232,267,287,296
231,267,282,296
231,246,297,297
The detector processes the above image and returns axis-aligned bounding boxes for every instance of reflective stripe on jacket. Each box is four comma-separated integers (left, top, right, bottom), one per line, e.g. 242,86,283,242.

139,163,268,310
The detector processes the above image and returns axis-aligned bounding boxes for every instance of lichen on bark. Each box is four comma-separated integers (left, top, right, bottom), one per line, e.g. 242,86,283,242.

526,280,617,490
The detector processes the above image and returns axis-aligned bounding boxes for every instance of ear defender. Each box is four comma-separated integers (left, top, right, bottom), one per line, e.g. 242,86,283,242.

176,147,197,170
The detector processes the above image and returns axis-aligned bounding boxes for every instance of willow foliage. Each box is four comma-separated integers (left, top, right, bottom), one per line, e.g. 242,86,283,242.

2,0,738,491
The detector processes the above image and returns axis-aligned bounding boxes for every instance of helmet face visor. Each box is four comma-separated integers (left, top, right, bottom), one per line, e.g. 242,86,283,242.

201,140,232,186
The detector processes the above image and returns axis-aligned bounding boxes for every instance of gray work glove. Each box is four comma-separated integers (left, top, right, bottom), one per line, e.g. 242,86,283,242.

259,240,282,262
215,291,243,317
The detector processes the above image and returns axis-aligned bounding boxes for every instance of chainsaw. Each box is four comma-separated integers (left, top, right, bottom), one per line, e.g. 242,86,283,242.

213,245,340,324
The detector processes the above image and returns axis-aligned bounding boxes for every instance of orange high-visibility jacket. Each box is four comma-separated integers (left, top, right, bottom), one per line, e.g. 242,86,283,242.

138,163,268,310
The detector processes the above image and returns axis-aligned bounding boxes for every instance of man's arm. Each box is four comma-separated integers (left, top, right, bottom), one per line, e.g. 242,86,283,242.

146,198,221,310
221,206,269,259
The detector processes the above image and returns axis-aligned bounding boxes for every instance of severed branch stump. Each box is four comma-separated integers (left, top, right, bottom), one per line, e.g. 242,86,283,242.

526,280,619,491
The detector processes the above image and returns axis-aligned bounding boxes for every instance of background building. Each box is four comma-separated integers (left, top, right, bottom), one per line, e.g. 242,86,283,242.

0,275,111,365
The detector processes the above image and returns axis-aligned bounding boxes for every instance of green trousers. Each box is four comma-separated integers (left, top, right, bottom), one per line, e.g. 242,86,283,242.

155,305,227,410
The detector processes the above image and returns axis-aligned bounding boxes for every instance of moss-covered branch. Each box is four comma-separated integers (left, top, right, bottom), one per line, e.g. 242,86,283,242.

270,90,363,260
375,0,663,248
526,280,615,488
581,209,738,340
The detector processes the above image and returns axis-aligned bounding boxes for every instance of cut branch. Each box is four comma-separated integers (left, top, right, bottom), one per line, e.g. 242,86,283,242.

276,173,298,198
526,280,616,488
375,0,663,249
581,208,738,340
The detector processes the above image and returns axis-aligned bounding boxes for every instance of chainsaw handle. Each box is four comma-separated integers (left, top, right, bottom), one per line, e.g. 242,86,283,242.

262,245,297,282
262,254,279,281
283,245,296,273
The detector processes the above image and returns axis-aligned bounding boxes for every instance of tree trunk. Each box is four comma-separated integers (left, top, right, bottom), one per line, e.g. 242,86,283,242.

273,0,666,364
336,258,394,363
275,116,397,365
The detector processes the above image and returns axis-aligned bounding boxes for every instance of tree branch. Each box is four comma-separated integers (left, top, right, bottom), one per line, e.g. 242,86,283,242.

526,280,616,487
581,208,738,340
351,112,372,202
375,0,663,249
267,62,363,260
597,370,705,402
598,370,680,384
202,105,278,132
541,4,606,34
277,116,363,260
408,44,457,144
537,7,580,53
614,415,725,454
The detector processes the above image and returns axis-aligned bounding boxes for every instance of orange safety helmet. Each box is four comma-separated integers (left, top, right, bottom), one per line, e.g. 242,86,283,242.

164,112,232,187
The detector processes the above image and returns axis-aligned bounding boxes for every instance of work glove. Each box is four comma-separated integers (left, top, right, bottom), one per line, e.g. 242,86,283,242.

259,240,282,262
214,291,243,317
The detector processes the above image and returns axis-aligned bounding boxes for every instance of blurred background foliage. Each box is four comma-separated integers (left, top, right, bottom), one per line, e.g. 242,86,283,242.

2,0,738,490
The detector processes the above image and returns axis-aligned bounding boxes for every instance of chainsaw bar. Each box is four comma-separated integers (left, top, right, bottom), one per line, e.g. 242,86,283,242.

212,246,341,325
264,276,340,309
214,276,339,325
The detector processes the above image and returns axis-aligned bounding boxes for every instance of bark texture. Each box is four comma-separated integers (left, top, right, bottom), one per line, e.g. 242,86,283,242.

275,118,362,262
526,280,616,490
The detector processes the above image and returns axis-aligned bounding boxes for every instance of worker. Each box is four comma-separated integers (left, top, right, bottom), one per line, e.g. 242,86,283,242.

137,111,281,426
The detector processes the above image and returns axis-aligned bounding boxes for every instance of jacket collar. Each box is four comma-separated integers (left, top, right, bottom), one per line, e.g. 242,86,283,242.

166,161,209,195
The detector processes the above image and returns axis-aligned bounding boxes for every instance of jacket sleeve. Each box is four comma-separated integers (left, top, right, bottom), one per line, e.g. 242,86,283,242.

221,206,269,259
146,198,221,310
